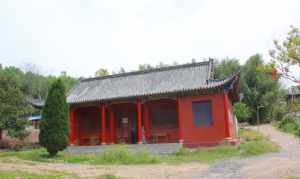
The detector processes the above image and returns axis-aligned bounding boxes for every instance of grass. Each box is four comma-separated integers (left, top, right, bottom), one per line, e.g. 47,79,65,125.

91,145,160,164
0,128,279,165
0,170,122,179
0,170,78,179
0,145,160,165
95,175,122,179
162,128,279,163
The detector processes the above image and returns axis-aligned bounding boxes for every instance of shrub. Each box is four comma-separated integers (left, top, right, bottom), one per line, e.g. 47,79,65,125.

93,145,160,164
39,79,69,156
278,115,300,137
233,102,251,122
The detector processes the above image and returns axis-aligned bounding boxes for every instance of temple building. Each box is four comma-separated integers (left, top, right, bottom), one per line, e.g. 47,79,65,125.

66,59,240,147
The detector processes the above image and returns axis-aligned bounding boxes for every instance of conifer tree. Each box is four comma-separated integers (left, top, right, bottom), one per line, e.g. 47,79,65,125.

39,79,69,156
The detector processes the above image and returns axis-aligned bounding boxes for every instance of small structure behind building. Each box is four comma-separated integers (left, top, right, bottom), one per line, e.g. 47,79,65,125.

26,97,45,129
287,86,300,117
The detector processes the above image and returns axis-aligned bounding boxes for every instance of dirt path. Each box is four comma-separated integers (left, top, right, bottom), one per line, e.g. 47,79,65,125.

0,124,299,179
0,157,208,179
193,124,300,179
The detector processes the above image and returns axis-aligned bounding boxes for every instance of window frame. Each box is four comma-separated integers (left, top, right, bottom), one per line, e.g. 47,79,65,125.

192,100,213,127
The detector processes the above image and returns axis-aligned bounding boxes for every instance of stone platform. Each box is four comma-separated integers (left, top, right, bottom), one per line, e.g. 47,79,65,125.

66,143,182,154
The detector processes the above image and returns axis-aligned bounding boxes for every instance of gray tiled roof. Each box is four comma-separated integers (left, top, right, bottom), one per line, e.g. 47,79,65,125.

67,60,234,104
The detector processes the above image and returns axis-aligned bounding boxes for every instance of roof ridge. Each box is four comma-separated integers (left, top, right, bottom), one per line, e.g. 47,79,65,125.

81,60,211,82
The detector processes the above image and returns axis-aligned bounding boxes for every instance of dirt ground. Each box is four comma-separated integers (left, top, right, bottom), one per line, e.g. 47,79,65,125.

0,124,299,179
193,125,300,179
0,158,208,179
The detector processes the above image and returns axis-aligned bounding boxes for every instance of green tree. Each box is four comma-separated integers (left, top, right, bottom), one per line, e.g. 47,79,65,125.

0,75,32,139
233,102,251,122
214,58,241,79
138,64,154,71
59,72,78,92
269,25,300,83
240,54,282,124
156,62,169,68
0,65,77,101
39,79,69,156
118,67,126,74
95,68,110,77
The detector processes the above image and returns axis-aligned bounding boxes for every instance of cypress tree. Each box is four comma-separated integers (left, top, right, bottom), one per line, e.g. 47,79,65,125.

39,79,69,156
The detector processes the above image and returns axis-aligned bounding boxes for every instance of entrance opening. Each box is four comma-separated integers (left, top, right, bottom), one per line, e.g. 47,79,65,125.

111,103,138,144
145,99,179,143
75,107,101,145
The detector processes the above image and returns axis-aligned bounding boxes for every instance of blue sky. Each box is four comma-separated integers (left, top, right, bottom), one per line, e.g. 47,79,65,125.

0,0,299,79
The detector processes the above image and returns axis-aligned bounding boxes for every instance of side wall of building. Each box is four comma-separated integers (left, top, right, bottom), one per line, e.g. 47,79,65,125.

179,92,236,147
226,96,237,139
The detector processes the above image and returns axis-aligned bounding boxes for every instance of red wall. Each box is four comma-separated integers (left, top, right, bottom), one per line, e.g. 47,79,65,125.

179,92,235,147
70,92,236,146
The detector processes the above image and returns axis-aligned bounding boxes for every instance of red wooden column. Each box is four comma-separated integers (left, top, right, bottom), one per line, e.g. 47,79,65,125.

109,108,116,144
176,96,184,144
223,92,231,138
101,105,107,145
143,104,151,141
69,107,75,145
77,111,81,145
137,99,143,144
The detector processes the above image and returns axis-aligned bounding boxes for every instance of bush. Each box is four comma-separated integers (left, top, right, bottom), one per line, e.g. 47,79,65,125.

278,115,300,137
93,145,160,164
233,102,251,122
39,79,69,156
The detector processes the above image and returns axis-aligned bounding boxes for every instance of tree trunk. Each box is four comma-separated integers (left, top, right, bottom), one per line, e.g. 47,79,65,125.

0,129,2,140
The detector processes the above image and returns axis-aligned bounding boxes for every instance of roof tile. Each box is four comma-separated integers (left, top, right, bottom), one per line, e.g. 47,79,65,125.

67,60,235,104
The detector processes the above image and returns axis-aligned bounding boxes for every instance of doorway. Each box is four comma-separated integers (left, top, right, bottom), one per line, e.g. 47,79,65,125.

111,103,138,144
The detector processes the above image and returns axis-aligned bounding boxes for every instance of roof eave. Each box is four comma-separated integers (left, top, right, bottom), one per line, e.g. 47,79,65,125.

67,72,239,105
